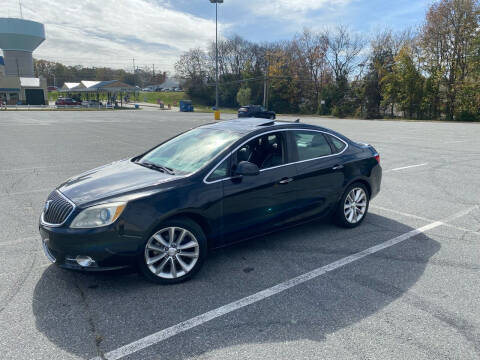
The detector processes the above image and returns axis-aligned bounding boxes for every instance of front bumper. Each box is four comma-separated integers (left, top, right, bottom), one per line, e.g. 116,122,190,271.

39,223,144,271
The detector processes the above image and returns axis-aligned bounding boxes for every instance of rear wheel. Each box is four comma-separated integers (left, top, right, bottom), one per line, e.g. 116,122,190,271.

335,183,369,228
139,218,207,284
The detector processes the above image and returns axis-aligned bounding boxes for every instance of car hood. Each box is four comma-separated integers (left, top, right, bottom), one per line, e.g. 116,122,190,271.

58,159,182,205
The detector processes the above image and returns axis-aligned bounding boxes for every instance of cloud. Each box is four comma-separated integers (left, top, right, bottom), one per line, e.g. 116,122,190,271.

222,0,355,36
2,0,218,71
254,0,353,15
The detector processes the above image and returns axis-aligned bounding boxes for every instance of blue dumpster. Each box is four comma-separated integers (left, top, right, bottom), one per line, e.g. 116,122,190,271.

179,100,194,112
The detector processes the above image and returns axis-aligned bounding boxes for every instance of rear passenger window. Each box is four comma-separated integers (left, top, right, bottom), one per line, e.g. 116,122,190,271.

293,131,332,161
328,135,347,153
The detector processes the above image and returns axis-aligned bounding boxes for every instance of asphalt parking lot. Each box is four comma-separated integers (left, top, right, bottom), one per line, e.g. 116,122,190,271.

1,110,479,360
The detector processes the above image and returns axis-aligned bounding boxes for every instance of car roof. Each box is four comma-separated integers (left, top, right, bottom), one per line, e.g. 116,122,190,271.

201,118,342,137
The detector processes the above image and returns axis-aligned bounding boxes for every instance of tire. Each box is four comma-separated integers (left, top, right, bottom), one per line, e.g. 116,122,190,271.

138,217,207,284
334,183,370,228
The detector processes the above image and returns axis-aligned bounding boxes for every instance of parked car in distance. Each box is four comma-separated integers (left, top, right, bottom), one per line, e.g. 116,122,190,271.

39,118,381,284
238,105,276,120
47,86,58,92
55,97,81,106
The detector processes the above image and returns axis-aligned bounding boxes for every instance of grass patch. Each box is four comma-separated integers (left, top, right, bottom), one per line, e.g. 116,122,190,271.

137,92,188,105
139,92,238,114
48,91,188,104
48,90,240,113
194,105,238,114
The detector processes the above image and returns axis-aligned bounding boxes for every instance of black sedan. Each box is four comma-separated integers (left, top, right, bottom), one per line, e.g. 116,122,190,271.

39,118,382,284
238,105,276,120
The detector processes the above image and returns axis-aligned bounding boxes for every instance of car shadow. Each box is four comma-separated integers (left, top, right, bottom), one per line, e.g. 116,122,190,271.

32,214,440,359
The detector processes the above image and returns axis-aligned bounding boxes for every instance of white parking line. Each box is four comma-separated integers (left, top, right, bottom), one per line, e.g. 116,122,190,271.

0,188,51,198
0,236,38,246
0,161,101,174
444,140,469,144
371,205,480,236
92,207,475,360
385,163,428,172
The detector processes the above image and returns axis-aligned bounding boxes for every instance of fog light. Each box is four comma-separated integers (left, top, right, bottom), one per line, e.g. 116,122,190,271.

76,255,95,267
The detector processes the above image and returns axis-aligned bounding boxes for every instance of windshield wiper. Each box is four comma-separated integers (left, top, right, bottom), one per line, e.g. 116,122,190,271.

136,161,176,175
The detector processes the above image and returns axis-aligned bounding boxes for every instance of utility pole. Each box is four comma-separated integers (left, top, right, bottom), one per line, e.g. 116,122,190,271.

152,64,155,77
215,1,219,109
263,53,269,109
19,1,23,18
132,58,136,87
210,0,223,110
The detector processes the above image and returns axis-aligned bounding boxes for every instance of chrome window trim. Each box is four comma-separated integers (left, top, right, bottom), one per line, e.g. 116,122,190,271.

203,128,349,184
40,190,77,227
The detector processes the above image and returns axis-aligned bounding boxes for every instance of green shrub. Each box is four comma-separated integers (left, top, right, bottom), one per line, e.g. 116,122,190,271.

456,111,479,122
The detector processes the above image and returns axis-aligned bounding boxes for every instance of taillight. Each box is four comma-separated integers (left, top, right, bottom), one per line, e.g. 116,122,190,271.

375,154,380,163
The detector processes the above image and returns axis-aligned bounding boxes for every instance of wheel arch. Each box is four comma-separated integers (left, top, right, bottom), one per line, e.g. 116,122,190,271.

345,177,372,198
150,211,213,246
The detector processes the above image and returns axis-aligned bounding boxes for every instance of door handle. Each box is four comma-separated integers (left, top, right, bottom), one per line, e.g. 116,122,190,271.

279,177,294,184
332,164,344,171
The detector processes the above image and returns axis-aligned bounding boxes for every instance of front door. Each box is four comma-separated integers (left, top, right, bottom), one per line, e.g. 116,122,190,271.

221,131,298,244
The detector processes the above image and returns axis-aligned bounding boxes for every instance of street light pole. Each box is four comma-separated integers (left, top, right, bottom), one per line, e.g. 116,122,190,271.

215,1,218,110
210,0,223,110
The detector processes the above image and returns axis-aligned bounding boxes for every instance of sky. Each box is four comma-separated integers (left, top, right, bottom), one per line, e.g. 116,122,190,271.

2,0,431,73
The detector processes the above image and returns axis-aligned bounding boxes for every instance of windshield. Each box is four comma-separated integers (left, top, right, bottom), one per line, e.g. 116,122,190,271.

138,128,241,174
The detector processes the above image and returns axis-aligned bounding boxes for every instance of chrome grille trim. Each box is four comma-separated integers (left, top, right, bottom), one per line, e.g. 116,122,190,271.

41,190,76,227
42,239,56,263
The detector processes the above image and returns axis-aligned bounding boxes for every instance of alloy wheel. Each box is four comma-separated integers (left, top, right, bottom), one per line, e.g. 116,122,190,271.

344,187,367,224
145,226,199,279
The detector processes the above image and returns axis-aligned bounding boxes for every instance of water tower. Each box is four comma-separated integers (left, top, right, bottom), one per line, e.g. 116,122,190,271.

0,18,45,77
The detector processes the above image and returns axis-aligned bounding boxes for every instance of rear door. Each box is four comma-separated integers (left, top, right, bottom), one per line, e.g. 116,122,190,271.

220,131,298,244
289,130,346,219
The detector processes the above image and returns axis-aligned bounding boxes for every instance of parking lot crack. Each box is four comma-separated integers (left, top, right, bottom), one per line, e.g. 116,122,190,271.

72,273,106,360
0,251,37,314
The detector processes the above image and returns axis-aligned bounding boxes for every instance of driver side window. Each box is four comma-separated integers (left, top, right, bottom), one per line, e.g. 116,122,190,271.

234,132,285,170
207,157,230,182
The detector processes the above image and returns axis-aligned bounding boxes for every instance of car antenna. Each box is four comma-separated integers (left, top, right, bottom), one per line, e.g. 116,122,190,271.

295,118,300,123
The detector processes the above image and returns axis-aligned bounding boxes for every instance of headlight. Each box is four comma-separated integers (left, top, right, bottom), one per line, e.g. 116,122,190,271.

70,202,126,229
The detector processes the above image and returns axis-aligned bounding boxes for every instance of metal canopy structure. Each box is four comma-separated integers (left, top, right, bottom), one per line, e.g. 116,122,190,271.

59,80,137,93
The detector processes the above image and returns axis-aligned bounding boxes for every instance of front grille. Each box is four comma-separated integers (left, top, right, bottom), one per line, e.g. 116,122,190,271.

42,191,75,225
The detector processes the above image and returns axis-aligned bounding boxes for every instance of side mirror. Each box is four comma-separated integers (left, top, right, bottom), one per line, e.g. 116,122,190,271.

235,161,260,176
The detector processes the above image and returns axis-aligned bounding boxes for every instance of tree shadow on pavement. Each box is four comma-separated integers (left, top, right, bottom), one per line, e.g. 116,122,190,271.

32,214,440,359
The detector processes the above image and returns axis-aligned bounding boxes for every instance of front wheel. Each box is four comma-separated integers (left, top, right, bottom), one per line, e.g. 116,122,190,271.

334,183,370,228
138,218,207,284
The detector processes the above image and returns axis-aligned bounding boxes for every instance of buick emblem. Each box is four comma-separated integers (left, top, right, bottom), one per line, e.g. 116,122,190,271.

44,200,53,213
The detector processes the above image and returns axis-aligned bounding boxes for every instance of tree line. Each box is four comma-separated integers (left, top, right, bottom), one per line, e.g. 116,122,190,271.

33,60,167,89
175,0,480,121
